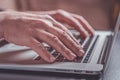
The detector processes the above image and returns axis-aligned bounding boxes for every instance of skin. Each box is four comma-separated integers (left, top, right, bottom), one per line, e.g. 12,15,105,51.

0,10,94,63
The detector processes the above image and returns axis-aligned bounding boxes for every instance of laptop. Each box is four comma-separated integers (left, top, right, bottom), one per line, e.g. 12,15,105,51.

0,11,119,79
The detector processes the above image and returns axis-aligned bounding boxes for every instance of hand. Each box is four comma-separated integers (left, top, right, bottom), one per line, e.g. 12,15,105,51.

28,9,94,38
0,10,94,63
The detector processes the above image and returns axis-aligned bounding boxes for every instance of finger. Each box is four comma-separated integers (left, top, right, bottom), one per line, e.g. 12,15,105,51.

50,10,89,38
45,16,80,45
35,29,76,60
54,21,80,45
71,14,94,35
38,20,84,56
28,38,55,63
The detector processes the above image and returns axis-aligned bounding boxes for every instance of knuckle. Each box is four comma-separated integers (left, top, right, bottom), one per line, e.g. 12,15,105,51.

44,15,52,19
51,35,59,42
79,16,84,20
43,15,50,18
59,31,68,38
56,9,70,16
42,19,53,27
57,9,66,14
43,15,53,20
44,15,56,22
56,9,64,15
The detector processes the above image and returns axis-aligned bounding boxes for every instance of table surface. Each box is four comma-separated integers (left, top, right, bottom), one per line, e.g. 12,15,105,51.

0,32,120,80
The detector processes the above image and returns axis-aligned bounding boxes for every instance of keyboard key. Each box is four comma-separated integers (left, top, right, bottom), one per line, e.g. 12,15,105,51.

55,54,64,62
83,36,94,52
75,57,83,62
82,35,99,63
52,51,59,57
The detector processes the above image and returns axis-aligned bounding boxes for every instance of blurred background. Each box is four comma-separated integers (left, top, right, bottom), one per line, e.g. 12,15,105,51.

0,0,119,30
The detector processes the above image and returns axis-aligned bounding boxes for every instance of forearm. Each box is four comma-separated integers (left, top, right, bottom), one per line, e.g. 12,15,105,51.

0,12,5,39
0,24,3,39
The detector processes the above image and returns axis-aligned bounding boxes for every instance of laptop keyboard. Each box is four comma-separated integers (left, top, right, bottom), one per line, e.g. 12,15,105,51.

82,35,99,63
35,32,99,63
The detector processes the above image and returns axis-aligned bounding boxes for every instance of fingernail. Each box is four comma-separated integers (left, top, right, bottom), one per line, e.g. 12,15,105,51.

78,49,84,57
83,31,89,38
69,53,76,60
80,49,85,54
50,56,56,62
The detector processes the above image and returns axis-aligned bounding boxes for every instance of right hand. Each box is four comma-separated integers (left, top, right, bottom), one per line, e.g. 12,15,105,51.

0,10,93,63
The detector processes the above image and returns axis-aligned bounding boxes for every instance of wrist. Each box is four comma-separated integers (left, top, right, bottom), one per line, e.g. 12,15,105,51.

0,12,6,39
